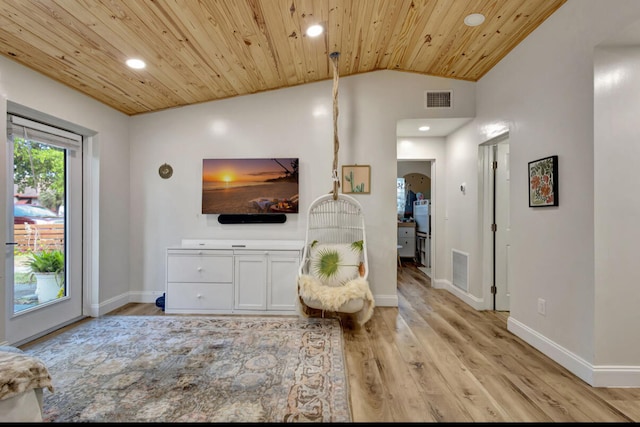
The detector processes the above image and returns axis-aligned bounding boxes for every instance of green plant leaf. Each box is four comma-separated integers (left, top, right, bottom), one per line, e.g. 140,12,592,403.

313,248,341,279
27,249,64,274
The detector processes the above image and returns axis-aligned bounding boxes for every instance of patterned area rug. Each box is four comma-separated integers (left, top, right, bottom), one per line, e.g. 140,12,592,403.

23,316,350,422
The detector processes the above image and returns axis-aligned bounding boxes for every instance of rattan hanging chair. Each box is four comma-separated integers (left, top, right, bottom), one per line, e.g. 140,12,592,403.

296,52,374,325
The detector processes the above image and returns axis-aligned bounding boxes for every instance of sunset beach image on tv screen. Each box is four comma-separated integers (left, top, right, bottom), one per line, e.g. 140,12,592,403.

202,158,299,214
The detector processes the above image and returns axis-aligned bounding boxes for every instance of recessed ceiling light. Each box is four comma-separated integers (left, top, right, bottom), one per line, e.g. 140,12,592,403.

464,13,485,27
126,58,146,69
306,24,323,37
419,126,430,132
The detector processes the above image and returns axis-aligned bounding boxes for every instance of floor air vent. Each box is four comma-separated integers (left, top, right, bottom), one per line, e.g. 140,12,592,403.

425,90,453,109
452,249,469,291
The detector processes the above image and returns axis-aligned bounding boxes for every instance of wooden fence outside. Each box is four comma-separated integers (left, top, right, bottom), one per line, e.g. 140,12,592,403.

13,223,64,253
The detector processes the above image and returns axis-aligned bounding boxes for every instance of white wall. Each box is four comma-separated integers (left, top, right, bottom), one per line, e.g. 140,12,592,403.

397,160,431,179
447,0,640,386
129,71,475,307
594,45,640,370
0,56,131,341
443,125,486,300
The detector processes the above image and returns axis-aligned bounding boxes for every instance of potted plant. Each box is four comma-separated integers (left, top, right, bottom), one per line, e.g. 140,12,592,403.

27,249,64,303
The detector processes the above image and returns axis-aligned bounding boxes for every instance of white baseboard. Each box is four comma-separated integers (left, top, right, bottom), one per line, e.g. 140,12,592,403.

433,279,484,310
89,291,165,316
373,293,399,307
90,292,141,317
508,316,640,387
129,290,165,304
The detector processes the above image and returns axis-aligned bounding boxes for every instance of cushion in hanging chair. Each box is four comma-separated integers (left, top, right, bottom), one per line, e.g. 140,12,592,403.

308,242,363,287
297,274,375,325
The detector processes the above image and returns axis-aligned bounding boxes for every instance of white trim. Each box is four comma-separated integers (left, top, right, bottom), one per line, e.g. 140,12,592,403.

479,132,510,311
373,293,399,307
91,292,130,317
430,160,437,287
83,135,99,318
434,279,485,310
129,290,165,304
593,366,640,388
507,316,640,387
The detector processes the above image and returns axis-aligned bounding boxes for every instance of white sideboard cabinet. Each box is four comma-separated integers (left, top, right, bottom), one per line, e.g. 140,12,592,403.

165,239,304,314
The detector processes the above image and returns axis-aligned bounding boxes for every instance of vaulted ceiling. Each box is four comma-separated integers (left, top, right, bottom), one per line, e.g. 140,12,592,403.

0,0,566,116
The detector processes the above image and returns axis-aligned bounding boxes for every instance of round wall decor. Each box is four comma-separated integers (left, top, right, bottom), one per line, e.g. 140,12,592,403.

158,163,173,179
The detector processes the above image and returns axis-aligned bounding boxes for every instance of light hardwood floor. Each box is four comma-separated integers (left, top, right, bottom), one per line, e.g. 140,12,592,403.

22,263,640,422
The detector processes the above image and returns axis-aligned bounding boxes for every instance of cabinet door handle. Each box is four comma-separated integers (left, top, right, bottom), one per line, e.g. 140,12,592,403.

197,267,202,271
196,294,202,299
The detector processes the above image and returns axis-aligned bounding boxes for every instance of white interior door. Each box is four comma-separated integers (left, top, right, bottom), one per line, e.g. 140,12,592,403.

6,115,83,345
494,141,510,310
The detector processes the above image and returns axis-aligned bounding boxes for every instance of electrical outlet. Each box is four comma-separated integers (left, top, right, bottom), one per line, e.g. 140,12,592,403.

537,298,546,316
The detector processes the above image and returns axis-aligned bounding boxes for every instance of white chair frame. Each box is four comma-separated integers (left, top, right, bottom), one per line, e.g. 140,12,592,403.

298,193,369,280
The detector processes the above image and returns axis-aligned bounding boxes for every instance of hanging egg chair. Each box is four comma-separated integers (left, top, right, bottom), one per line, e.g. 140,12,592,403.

296,52,374,325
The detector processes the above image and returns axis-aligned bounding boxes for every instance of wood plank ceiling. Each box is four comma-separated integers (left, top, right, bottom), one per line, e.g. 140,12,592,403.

0,0,566,116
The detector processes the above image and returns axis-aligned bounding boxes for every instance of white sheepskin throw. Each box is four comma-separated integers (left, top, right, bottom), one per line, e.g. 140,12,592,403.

297,274,375,325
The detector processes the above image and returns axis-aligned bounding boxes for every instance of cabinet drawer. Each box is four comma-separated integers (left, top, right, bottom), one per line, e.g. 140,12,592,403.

167,254,233,283
398,238,415,257
398,227,416,238
166,282,233,310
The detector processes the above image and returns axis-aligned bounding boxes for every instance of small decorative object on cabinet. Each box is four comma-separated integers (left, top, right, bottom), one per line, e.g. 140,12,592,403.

165,239,303,314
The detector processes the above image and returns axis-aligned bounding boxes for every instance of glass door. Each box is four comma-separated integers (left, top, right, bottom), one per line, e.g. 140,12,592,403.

6,115,83,345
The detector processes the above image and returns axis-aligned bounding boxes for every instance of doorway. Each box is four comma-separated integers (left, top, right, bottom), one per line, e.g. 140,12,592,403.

6,115,84,345
480,133,510,311
397,160,433,276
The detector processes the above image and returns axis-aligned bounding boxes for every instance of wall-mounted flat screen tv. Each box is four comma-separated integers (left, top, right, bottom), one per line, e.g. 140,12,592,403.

202,158,299,214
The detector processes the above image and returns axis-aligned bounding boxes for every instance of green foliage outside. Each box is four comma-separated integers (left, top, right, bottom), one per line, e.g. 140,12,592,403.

26,250,65,299
13,138,64,212
27,249,64,274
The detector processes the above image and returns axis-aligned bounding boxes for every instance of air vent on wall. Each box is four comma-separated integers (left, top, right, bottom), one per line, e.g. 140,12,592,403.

425,90,453,109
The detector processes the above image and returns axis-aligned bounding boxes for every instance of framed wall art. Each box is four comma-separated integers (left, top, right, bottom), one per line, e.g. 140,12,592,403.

528,155,558,207
342,165,371,194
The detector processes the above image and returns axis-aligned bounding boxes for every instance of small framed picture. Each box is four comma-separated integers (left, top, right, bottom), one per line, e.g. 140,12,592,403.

528,155,558,207
342,165,371,194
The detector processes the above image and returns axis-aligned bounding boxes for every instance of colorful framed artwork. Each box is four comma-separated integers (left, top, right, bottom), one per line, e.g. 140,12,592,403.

342,165,371,194
528,155,558,207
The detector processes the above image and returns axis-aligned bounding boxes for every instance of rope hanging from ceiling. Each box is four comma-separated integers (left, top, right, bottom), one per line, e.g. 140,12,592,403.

295,50,375,326
330,51,340,200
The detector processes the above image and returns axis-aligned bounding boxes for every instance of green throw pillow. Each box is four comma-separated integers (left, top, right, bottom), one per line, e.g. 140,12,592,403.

309,242,363,287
